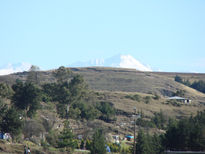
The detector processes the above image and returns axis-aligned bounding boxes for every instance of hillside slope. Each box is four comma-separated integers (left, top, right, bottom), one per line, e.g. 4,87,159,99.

1,67,205,99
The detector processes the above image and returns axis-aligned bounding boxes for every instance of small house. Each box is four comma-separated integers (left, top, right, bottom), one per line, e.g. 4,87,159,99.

167,96,191,104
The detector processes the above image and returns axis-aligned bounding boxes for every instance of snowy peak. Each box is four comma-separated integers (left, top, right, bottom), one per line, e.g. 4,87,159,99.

0,63,31,75
119,55,152,71
70,54,152,72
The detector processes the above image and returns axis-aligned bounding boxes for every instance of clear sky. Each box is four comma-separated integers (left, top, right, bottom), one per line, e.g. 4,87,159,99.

0,0,205,73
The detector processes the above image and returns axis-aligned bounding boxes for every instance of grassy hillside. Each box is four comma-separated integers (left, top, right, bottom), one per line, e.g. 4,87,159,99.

0,67,205,153
1,67,205,96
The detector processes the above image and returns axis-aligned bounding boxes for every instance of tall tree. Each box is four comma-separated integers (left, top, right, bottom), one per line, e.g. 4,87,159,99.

68,74,88,104
135,130,152,154
90,129,106,154
12,80,41,117
57,121,77,151
27,65,40,84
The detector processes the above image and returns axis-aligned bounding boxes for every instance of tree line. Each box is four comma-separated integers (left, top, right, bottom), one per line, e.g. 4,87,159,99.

175,75,205,93
133,110,205,153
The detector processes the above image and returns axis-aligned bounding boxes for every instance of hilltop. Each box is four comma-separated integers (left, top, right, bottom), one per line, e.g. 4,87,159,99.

1,67,205,98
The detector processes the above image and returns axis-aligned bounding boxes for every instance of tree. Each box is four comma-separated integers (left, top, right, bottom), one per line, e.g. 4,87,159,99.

69,101,99,120
135,130,152,154
53,66,71,83
0,83,13,99
27,65,40,84
90,129,106,154
0,98,8,124
191,80,205,93
68,74,89,104
151,110,167,129
164,111,205,151
0,107,23,139
151,134,164,154
97,101,116,122
57,121,77,151
12,80,41,117
175,75,183,83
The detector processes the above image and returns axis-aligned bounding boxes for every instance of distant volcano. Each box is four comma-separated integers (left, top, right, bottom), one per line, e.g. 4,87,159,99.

70,54,152,71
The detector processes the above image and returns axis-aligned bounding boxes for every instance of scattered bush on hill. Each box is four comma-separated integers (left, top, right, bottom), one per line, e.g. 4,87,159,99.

125,94,141,102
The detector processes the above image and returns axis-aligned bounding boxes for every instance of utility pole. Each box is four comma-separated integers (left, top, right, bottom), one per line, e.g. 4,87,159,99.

133,107,136,154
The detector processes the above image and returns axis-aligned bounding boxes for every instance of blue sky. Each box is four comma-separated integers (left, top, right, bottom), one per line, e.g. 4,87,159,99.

0,0,205,73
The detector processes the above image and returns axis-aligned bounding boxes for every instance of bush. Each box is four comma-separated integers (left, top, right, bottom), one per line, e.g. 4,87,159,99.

125,94,141,102
107,143,120,152
144,96,151,104
97,102,116,122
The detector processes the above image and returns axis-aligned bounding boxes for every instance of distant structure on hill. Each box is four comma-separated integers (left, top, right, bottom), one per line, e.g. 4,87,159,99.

168,96,192,104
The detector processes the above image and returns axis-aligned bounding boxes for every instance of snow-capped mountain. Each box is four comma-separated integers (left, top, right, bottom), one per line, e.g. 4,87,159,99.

70,54,152,72
0,62,31,76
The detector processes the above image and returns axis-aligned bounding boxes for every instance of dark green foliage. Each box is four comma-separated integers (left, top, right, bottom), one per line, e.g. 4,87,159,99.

173,90,185,97
68,74,89,104
43,73,92,120
144,96,151,104
85,139,91,150
191,80,205,93
56,103,68,118
125,94,141,102
135,130,164,154
136,110,167,129
136,118,155,128
27,65,40,85
80,139,85,149
97,101,116,122
175,75,183,83
0,107,23,138
90,129,106,154
153,94,160,100
69,101,100,120
46,130,59,147
183,79,191,86
135,130,152,154
174,75,205,94
42,83,58,102
151,110,167,129
107,143,120,152
12,81,41,117
53,66,72,83
152,134,164,154
57,121,77,150
0,98,8,121
164,111,205,151
0,83,13,99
